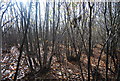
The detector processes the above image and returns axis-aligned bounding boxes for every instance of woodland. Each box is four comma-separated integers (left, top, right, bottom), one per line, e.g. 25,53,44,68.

0,0,120,81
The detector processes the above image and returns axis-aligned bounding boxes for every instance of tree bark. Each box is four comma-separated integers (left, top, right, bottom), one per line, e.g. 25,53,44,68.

35,2,42,68
104,2,109,81
43,2,49,66
88,2,94,81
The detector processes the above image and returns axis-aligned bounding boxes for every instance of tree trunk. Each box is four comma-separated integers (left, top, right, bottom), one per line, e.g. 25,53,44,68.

35,2,42,68
0,26,2,81
104,2,109,81
88,2,94,81
43,2,49,66
14,2,32,81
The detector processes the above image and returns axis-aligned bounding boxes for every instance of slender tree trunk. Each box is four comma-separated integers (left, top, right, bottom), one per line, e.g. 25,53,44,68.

25,37,34,71
104,2,109,81
88,2,94,81
0,26,2,81
52,0,55,57
43,2,49,66
35,2,42,68
48,1,56,68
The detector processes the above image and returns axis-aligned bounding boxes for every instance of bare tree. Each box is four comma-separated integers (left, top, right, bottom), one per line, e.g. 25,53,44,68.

43,2,49,67
35,1,42,68
88,2,94,81
14,1,32,81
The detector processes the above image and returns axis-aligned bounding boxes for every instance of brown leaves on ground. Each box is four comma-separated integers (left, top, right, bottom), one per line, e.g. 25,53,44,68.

1,44,117,80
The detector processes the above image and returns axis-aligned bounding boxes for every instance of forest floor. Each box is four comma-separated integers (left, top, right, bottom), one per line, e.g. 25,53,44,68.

1,44,116,81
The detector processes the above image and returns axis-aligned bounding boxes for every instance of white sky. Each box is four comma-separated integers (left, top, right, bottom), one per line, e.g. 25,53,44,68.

15,0,120,2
